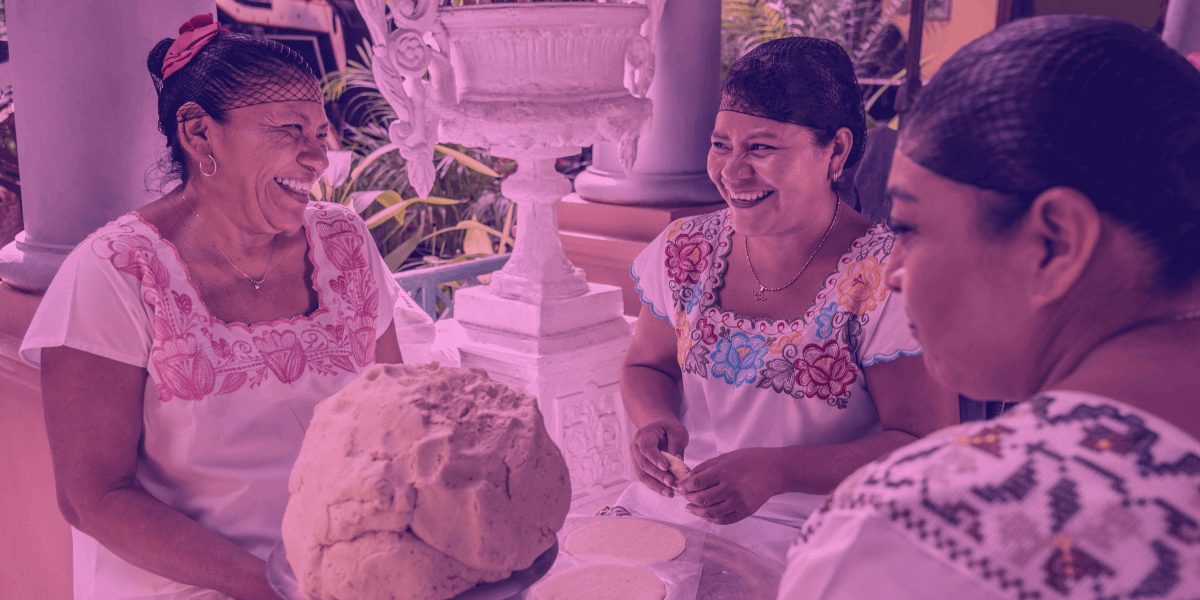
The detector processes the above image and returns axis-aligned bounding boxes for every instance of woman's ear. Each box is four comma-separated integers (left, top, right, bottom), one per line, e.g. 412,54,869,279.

828,127,853,180
1023,186,1102,307
176,102,213,169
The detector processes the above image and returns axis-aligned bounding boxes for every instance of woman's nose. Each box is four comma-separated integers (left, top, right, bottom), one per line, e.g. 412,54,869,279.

884,244,905,293
721,150,753,181
300,137,329,175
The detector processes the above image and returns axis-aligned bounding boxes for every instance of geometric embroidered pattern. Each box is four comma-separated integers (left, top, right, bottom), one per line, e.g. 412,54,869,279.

796,393,1200,599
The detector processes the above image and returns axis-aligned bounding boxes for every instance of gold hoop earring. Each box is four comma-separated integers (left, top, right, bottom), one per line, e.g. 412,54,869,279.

200,154,218,177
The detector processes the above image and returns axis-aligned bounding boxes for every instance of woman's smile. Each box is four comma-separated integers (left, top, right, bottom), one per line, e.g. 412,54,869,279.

274,176,314,202
726,189,775,208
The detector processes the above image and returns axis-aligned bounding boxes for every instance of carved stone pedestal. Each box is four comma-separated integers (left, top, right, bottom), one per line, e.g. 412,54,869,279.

440,284,635,506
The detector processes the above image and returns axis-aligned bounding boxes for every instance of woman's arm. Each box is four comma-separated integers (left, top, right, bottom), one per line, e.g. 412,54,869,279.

681,354,958,524
41,346,282,600
621,303,691,498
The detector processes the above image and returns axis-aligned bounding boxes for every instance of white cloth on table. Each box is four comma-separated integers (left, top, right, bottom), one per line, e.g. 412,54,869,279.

617,209,921,568
779,391,1200,599
21,202,433,600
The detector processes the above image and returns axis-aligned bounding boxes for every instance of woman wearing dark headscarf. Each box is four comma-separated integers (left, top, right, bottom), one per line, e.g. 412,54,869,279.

19,14,431,599
616,37,958,566
779,15,1200,598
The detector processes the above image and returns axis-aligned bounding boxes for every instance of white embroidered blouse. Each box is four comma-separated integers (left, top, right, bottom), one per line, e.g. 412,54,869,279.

780,392,1200,600
629,208,922,527
21,201,433,599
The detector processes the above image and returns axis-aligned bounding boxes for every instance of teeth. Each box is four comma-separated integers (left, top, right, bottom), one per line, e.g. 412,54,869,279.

275,177,312,194
729,190,771,202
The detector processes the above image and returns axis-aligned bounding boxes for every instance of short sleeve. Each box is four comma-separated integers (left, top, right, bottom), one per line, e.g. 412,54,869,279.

20,235,153,369
629,223,675,320
858,288,921,368
359,216,434,345
778,511,1005,600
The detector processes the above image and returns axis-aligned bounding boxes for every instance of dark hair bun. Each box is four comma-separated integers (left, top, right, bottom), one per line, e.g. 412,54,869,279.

903,14,1200,289
720,37,868,173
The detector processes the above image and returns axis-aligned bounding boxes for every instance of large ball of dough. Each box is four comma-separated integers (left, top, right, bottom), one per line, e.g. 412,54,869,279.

283,363,572,600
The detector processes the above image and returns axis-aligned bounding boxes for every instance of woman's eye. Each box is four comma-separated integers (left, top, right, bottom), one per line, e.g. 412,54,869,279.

886,217,914,237
750,144,775,151
710,141,729,150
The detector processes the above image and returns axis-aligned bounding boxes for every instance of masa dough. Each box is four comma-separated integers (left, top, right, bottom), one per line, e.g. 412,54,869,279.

663,453,692,485
534,564,666,600
282,363,572,600
564,518,686,562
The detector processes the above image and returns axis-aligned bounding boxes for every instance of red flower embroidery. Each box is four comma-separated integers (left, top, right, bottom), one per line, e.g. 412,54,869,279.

315,219,368,271
665,232,713,286
794,339,859,405
253,330,308,384
695,317,718,344
153,334,215,401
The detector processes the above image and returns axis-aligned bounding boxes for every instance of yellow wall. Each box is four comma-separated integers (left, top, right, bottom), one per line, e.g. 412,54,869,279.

893,0,999,78
1035,0,1162,28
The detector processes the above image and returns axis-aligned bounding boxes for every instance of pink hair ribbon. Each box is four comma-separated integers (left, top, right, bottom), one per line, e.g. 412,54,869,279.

161,14,231,79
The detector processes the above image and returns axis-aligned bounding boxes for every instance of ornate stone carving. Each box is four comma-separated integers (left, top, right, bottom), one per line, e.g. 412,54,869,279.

558,382,629,497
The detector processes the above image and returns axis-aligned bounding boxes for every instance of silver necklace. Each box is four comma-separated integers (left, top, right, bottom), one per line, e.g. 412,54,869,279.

745,193,840,301
187,194,277,291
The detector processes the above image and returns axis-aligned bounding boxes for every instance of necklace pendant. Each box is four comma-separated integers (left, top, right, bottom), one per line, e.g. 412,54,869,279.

252,280,262,291
754,287,767,301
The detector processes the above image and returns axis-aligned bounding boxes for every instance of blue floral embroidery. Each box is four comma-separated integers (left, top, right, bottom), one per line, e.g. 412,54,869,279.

684,282,703,313
815,302,838,339
710,332,769,386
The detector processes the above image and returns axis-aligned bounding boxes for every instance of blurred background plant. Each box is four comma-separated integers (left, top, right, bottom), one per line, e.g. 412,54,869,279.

316,43,517,279
721,0,929,128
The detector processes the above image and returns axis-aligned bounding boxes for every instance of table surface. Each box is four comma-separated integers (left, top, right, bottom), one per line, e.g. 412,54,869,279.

695,533,782,600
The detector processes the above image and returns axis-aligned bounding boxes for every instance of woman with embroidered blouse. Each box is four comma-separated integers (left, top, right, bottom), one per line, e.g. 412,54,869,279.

616,36,959,567
19,15,431,600
778,16,1200,599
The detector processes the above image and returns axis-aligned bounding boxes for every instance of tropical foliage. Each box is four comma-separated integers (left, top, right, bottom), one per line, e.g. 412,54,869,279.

316,45,516,275
722,0,925,127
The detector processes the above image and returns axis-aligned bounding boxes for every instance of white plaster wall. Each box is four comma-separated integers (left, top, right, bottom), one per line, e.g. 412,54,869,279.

8,0,214,248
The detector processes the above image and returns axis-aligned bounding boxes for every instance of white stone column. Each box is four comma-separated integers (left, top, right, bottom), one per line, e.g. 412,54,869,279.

573,0,724,206
1164,0,1200,56
0,0,214,292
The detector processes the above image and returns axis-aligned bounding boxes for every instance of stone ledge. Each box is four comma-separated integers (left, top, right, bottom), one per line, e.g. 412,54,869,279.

558,194,721,316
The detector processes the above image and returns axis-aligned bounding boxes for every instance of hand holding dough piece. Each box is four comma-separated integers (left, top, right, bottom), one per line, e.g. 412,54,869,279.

663,453,692,488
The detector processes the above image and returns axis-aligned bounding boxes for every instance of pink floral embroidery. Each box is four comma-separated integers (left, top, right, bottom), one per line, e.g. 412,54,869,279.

254,330,307,384
665,232,713,286
92,206,384,402
347,313,377,367
794,339,859,407
316,219,368,271
107,234,170,289
153,334,216,400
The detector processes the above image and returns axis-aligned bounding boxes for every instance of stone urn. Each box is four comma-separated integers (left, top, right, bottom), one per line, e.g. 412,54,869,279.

355,0,654,303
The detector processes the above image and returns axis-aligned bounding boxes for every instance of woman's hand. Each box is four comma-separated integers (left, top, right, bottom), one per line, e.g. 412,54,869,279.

631,419,690,498
678,448,784,525
621,304,690,498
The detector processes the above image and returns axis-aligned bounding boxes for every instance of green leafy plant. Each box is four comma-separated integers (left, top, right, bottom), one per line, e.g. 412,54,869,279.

722,0,933,127
317,44,517,275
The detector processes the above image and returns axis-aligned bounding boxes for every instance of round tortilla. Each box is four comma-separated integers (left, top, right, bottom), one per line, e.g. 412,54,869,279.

563,518,686,562
534,564,665,600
